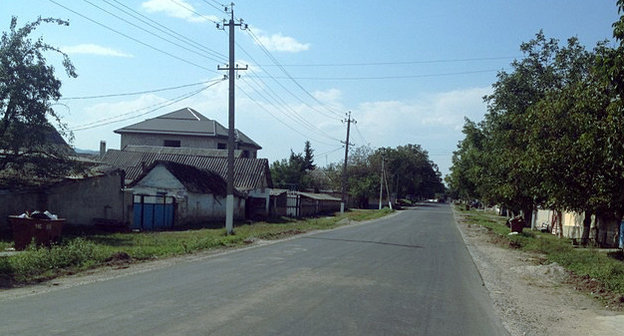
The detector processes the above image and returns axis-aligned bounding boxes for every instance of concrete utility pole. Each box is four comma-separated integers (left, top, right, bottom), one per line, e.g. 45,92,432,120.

378,153,384,210
217,3,247,235
341,111,356,212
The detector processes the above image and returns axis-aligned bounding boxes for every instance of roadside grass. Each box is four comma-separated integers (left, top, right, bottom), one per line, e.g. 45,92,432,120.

457,206,624,304
0,208,393,287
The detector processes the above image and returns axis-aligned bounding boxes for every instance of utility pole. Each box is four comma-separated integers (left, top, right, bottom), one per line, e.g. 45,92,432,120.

341,111,356,212
378,153,384,210
217,3,247,235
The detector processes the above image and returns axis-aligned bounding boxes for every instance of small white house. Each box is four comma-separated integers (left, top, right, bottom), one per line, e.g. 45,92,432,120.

128,161,245,229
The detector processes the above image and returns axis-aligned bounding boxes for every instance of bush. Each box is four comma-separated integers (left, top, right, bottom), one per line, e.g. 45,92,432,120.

9,238,105,282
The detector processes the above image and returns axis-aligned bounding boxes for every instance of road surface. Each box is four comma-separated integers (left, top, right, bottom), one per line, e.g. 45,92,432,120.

0,204,507,335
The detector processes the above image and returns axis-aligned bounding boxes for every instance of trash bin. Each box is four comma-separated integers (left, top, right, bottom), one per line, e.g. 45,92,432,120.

508,216,525,233
9,215,66,250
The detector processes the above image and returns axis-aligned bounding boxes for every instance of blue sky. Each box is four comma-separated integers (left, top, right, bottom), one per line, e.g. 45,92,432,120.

1,0,621,177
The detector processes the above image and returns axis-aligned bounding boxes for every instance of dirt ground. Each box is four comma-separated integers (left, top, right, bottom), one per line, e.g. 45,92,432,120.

453,209,624,336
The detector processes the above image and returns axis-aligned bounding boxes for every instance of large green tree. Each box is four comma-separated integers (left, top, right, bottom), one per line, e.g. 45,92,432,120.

270,141,317,190
0,16,77,184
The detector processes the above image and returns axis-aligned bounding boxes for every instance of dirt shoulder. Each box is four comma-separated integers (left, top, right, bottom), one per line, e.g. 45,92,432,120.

453,209,624,336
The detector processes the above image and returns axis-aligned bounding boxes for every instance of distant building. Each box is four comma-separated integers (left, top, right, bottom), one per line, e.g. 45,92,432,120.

114,107,262,158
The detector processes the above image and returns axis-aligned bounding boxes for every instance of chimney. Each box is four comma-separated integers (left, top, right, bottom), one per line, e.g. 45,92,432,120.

99,140,106,159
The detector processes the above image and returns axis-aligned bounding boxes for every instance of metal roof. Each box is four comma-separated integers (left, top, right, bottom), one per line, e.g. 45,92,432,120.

114,107,261,149
102,149,272,191
122,145,240,158
129,161,228,196
297,191,341,201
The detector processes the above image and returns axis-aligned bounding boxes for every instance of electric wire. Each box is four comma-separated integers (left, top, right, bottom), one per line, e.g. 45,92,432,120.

61,79,223,100
201,0,227,13
230,33,343,142
241,66,342,142
104,0,227,61
256,56,517,67
71,80,225,131
237,35,343,121
246,28,344,118
169,0,220,24
81,0,224,64
239,75,342,143
237,85,336,146
250,69,504,81
49,0,219,74
354,122,369,146
316,146,344,157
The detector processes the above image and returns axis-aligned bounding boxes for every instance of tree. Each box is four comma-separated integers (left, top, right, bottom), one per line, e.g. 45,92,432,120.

0,16,77,185
480,31,583,223
446,119,488,202
270,142,317,190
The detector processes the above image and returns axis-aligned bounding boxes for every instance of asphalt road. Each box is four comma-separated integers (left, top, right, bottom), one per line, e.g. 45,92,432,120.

0,204,508,335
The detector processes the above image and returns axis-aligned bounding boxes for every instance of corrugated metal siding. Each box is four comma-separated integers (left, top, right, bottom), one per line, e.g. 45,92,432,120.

102,149,271,190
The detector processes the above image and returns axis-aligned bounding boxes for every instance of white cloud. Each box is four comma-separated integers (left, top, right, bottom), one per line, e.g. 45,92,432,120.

251,28,310,53
355,87,491,176
313,88,342,104
62,44,133,58
141,0,218,23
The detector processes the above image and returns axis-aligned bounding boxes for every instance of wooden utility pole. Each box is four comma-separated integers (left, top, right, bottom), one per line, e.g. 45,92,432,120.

341,111,356,211
217,3,247,235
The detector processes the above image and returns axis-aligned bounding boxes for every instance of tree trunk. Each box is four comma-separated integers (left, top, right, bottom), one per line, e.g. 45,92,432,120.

556,210,563,238
581,210,592,246
521,204,533,229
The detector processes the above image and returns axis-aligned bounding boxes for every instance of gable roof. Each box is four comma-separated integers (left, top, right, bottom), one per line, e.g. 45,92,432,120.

114,107,261,149
101,149,272,191
129,161,228,196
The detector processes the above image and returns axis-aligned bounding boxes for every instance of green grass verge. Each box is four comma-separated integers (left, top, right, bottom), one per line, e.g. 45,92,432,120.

457,206,624,300
0,208,393,286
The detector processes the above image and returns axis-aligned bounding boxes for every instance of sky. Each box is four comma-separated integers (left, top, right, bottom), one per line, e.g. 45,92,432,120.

1,0,621,178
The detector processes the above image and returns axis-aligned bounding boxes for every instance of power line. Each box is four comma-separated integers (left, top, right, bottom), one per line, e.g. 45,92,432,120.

71,80,225,131
104,0,227,61
250,69,504,81
236,40,342,121
81,0,225,64
61,79,223,100
49,0,219,73
237,85,337,146
169,0,220,24
246,28,344,118
354,122,369,146
239,76,341,143
256,56,517,67
201,0,227,13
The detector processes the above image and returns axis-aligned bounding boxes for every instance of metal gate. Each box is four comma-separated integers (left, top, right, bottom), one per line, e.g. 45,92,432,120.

286,191,300,217
132,194,175,230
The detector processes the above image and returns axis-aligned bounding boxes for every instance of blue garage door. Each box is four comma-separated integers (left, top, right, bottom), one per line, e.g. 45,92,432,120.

133,195,175,230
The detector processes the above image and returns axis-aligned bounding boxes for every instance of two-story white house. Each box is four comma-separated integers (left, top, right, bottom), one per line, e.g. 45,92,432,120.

113,107,262,158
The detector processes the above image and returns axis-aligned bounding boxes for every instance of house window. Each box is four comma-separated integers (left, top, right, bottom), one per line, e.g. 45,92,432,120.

163,140,181,147
218,143,227,149
242,150,250,158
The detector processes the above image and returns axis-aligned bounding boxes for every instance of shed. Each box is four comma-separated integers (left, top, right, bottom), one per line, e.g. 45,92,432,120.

128,161,245,229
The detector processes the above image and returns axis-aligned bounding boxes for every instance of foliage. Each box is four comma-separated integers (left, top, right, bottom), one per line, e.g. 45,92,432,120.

270,141,316,190
447,17,624,230
0,16,77,185
337,144,444,208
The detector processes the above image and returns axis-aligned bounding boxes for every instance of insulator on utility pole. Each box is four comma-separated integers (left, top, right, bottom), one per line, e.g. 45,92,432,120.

217,2,248,235
341,111,356,213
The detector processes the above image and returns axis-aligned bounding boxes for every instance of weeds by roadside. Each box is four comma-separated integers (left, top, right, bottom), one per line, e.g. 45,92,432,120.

0,208,393,287
456,206,624,309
